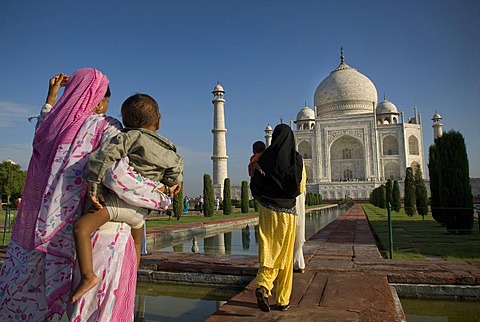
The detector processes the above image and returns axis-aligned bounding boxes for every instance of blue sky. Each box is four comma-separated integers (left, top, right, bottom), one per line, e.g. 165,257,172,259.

1,0,479,197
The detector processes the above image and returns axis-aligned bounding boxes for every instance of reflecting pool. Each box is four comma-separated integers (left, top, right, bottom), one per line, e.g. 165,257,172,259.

401,297,480,321
152,205,344,255
134,281,241,322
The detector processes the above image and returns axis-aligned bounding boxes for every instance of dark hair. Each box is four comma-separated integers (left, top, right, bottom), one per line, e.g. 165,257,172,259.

253,141,266,153
121,93,161,128
104,85,111,98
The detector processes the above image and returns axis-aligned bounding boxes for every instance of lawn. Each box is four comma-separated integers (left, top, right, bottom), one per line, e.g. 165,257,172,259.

0,209,257,245
144,210,257,228
362,204,480,260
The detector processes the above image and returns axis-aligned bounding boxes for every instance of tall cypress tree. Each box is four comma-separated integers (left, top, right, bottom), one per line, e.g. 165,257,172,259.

385,179,393,208
173,185,184,220
240,181,249,213
223,178,232,215
378,185,386,209
436,131,473,233
203,174,214,217
428,144,442,224
404,167,416,216
414,164,429,219
392,180,401,212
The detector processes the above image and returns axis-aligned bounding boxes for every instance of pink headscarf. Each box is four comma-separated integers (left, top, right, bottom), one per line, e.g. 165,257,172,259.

13,68,109,249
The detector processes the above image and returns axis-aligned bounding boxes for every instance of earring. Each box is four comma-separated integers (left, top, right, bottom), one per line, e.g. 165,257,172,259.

96,105,104,113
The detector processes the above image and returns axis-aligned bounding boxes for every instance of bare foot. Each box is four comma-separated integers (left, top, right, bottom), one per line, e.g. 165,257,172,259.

71,275,99,303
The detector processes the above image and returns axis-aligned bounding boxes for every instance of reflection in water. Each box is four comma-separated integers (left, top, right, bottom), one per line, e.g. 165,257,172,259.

242,225,250,250
154,206,345,255
191,236,199,253
135,282,242,322
401,297,480,322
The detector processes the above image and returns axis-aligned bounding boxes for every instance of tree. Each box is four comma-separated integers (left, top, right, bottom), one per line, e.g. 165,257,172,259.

428,144,442,224
240,181,249,213
203,174,214,217
0,161,26,205
414,164,429,219
404,167,416,216
435,130,473,233
392,180,401,212
385,179,393,208
378,185,386,209
223,178,232,215
172,185,184,220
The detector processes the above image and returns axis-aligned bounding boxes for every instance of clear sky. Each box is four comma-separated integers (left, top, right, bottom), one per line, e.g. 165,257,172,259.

1,0,479,197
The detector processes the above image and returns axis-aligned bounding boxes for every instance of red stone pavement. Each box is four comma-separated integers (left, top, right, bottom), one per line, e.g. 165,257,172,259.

2,204,480,321
137,205,479,321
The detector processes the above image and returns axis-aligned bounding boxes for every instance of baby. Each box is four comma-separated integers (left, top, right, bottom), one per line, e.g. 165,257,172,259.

71,93,183,302
248,140,266,177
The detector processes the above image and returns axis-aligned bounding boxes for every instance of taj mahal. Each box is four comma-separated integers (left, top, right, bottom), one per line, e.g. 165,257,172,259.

211,50,444,201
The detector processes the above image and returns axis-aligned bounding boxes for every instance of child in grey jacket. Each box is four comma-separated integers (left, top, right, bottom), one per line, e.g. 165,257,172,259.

71,93,183,303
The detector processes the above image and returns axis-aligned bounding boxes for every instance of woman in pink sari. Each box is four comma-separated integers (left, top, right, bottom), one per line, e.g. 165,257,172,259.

0,68,164,321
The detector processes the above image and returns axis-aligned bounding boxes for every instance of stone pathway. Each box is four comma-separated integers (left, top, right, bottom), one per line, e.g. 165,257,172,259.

131,204,480,321
2,204,480,321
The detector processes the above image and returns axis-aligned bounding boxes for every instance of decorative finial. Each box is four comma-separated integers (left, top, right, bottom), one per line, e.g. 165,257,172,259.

340,47,344,64
304,101,307,107
383,93,386,101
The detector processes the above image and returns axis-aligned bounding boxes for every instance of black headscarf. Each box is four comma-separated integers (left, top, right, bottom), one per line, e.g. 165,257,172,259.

250,124,303,209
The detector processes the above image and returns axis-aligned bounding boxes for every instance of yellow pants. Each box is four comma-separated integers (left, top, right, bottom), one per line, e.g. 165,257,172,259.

256,204,296,306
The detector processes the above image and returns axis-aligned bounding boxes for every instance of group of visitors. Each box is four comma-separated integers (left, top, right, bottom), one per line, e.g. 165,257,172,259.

0,67,306,320
0,68,183,321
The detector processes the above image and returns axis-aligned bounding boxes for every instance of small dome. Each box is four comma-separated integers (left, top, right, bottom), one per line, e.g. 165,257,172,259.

432,111,442,120
376,99,398,114
212,83,224,93
265,124,273,131
296,106,315,121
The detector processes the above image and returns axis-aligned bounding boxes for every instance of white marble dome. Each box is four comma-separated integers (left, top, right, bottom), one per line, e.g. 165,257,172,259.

296,106,315,121
376,99,398,114
212,83,224,92
432,111,442,120
314,59,377,118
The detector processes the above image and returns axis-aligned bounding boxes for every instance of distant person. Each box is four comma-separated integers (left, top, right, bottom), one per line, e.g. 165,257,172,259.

214,196,220,211
250,124,303,312
184,196,190,213
248,140,266,177
71,93,183,303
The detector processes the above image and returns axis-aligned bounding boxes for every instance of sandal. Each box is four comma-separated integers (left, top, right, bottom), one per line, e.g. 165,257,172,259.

255,287,270,312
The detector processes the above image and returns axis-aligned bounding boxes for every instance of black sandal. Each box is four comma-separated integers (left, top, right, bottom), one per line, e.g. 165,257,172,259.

255,287,270,312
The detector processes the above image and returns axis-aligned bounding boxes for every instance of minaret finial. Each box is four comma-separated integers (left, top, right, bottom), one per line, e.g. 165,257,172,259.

383,93,386,101
340,47,344,64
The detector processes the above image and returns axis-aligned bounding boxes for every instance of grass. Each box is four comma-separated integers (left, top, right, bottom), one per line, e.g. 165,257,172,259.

145,210,257,228
0,209,257,245
362,204,480,261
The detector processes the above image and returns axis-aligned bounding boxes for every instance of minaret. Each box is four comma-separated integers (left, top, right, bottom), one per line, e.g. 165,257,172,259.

211,83,228,196
264,125,273,147
432,111,443,140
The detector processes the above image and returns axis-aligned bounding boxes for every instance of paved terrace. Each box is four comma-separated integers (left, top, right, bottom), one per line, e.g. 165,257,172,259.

138,204,480,322
2,204,480,321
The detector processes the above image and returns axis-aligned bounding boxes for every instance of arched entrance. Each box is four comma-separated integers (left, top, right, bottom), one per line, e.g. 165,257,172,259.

330,135,365,181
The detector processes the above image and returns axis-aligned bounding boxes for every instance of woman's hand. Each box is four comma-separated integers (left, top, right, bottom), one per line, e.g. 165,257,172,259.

46,73,69,105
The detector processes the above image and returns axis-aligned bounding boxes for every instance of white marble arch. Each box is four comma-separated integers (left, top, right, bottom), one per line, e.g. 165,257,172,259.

329,135,365,181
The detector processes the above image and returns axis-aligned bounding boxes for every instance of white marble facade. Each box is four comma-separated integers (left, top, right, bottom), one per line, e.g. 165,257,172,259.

290,51,425,201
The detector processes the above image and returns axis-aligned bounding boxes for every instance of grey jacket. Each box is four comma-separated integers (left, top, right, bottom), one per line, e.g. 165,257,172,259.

88,128,183,196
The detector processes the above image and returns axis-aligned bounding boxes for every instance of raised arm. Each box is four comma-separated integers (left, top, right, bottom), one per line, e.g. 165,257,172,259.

35,73,69,127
